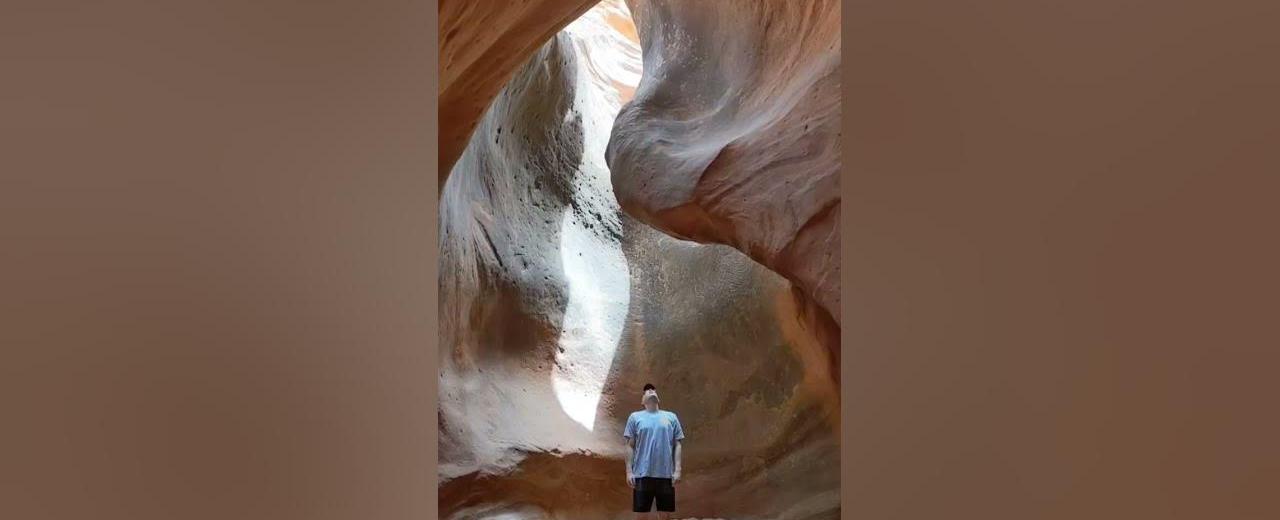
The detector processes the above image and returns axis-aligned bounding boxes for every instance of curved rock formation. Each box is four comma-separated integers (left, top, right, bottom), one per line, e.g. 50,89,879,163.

439,3,839,518
438,0,600,189
605,0,842,352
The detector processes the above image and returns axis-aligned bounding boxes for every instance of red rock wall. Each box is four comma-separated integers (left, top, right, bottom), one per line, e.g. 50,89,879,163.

438,0,600,189
606,0,842,351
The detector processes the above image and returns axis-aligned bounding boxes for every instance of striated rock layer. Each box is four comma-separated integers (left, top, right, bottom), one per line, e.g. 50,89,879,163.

439,3,839,518
605,0,842,359
438,0,600,189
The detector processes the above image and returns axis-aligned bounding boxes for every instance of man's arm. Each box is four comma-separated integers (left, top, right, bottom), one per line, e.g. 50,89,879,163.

623,414,637,487
671,414,685,483
672,440,682,483
625,436,636,487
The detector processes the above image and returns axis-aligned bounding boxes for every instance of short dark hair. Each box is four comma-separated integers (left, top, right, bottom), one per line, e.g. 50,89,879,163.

643,383,656,392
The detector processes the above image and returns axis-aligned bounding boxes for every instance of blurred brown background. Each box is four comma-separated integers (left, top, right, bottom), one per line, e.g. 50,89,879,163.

846,0,1280,518
1,1,437,519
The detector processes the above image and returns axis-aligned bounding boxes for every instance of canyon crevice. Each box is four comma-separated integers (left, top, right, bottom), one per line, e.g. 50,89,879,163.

438,2,841,518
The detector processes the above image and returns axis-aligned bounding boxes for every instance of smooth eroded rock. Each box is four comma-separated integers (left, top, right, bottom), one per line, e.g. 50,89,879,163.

606,0,842,346
439,0,600,189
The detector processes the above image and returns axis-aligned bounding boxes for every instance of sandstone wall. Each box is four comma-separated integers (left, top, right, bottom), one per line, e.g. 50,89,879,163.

438,4,839,518
606,0,842,358
439,0,600,189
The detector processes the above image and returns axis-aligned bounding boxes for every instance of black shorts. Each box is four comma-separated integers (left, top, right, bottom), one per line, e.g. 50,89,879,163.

633,477,675,512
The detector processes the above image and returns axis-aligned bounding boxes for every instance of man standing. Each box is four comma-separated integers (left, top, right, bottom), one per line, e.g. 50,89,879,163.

624,383,685,519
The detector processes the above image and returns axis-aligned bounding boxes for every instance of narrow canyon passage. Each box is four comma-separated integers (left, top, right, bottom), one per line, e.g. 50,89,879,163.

438,2,841,519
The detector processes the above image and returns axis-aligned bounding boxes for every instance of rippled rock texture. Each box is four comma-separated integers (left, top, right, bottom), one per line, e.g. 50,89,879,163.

606,0,842,359
438,3,839,519
439,0,600,188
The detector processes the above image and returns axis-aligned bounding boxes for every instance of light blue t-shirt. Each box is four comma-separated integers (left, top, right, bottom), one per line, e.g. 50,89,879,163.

623,409,685,478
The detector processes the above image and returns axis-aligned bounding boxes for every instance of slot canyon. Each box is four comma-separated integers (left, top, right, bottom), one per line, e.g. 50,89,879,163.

438,1,841,518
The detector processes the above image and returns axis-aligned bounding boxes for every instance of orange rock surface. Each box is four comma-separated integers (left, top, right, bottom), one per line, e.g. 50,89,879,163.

606,0,842,359
439,0,600,190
